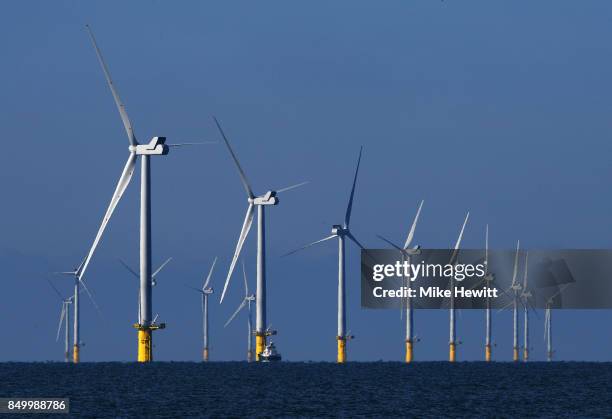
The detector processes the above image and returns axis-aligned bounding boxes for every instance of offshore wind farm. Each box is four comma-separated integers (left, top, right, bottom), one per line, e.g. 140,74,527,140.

2,9,612,365
4,1,612,417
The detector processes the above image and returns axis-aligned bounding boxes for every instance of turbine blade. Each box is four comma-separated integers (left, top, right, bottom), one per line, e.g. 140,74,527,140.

47,279,64,300
275,181,309,194
152,257,173,279
522,252,529,290
449,212,470,264
79,279,104,320
78,153,137,281
224,299,248,327
544,309,550,340
242,260,248,297
496,299,514,313
118,259,139,279
511,240,520,287
282,234,336,257
220,204,255,303
347,232,366,250
344,146,363,228
376,234,402,251
203,256,217,289
403,200,424,249
166,141,218,147
213,116,254,199
485,224,489,270
183,284,204,294
85,25,137,147
56,305,65,342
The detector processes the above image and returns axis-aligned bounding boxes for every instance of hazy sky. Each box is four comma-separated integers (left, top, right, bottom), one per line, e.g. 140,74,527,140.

2,1,612,361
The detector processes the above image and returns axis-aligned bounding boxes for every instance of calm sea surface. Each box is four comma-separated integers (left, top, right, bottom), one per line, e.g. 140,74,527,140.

1,362,610,418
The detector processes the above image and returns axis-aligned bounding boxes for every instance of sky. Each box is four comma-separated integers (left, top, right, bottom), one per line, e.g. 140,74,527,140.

1,0,612,362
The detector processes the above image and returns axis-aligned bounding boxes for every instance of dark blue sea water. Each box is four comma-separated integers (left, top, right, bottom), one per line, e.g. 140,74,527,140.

1,362,610,418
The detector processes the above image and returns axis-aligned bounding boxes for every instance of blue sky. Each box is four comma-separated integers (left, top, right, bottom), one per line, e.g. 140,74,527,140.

2,0,612,361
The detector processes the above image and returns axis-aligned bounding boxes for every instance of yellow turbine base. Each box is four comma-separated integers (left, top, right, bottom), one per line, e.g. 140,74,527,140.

72,345,80,364
513,347,519,362
203,348,209,362
337,337,346,363
255,334,266,362
138,329,153,362
405,340,413,363
485,344,491,362
449,342,456,362
523,349,528,362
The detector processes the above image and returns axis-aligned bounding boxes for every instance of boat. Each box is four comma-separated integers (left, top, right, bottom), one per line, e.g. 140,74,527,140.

259,341,282,362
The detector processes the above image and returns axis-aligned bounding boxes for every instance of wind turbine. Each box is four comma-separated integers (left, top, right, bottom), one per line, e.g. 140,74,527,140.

284,147,366,363
483,225,495,361
224,261,256,362
54,260,101,363
184,257,217,361
376,200,424,363
520,252,532,362
544,284,569,362
118,257,173,324
448,212,470,362
214,117,307,361
80,25,201,362
48,280,73,363
510,241,521,362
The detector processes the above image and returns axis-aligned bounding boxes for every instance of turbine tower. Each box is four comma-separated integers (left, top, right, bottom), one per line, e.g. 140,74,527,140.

509,241,521,362
214,117,307,361
80,26,197,362
520,252,531,362
184,257,217,361
377,200,424,363
483,224,496,362
224,261,256,362
48,280,73,362
544,284,568,361
448,212,470,362
284,148,366,363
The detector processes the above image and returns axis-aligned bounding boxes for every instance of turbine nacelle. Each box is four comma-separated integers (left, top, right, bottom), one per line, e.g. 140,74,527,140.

331,224,347,236
130,137,169,156
405,245,421,256
251,191,278,206
246,294,255,302
203,288,214,295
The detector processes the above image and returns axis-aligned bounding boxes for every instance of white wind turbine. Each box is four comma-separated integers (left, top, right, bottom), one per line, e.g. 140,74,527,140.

184,257,217,361
483,225,496,361
214,117,307,361
48,280,73,363
284,147,366,363
510,241,521,362
498,240,522,361
224,261,256,362
54,259,101,363
376,200,424,363
544,284,569,362
448,212,470,362
118,257,172,323
79,25,204,362
520,252,533,362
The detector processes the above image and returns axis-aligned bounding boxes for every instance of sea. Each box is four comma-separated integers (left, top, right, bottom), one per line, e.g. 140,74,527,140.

1,362,610,418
